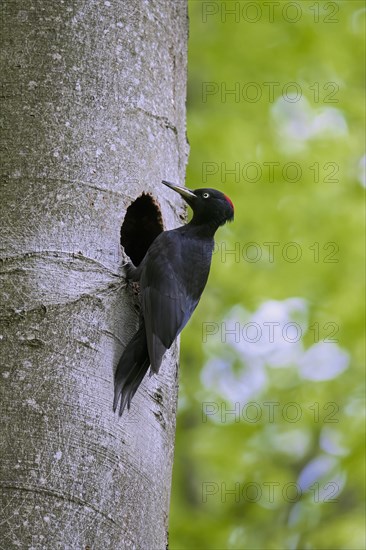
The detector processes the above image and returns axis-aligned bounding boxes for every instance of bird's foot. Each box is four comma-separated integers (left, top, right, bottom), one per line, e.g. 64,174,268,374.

123,262,140,282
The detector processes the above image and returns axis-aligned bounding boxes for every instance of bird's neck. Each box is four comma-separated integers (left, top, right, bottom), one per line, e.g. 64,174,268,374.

186,218,220,239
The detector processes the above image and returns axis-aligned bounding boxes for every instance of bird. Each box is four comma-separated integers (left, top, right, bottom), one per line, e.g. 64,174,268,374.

113,180,234,416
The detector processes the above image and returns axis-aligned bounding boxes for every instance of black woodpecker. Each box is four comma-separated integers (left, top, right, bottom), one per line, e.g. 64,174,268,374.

113,180,234,416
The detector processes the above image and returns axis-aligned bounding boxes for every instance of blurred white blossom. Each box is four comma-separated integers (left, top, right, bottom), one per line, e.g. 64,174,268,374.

298,341,349,381
201,298,350,403
271,96,348,153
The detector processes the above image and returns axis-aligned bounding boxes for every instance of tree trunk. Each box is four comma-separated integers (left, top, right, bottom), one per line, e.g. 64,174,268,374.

0,1,188,548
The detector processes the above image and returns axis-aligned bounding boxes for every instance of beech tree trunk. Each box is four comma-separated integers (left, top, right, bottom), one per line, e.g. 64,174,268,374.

0,1,188,548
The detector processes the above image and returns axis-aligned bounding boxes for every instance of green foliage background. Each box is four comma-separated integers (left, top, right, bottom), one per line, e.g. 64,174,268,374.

169,1,365,549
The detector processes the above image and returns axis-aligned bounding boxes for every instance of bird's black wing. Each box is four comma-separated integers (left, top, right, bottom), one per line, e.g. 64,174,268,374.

140,229,207,374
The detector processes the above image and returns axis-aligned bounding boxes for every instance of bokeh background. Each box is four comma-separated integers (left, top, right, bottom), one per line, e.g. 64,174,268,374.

169,1,365,549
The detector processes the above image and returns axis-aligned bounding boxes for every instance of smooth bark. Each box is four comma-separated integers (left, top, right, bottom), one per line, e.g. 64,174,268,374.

0,1,188,547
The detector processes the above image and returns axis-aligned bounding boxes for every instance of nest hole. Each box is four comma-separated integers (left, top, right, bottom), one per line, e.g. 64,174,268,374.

120,193,164,266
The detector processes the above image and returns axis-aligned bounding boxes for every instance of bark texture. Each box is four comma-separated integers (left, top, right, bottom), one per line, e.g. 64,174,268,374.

0,1,188,548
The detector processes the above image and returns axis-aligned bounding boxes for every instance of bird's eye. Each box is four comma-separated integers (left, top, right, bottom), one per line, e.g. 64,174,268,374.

203,192,210,199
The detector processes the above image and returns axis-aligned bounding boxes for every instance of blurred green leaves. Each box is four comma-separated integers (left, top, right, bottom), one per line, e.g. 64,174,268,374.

170,1,365,549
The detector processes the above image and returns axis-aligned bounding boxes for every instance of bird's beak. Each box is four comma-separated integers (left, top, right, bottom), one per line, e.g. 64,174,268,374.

161,180,196,204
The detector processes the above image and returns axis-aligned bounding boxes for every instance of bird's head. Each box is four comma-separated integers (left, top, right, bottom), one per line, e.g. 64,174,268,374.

162,180,234,227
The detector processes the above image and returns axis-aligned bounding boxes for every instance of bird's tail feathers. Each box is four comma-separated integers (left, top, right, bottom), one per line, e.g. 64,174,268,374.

113,324,150,416
147,333,168,375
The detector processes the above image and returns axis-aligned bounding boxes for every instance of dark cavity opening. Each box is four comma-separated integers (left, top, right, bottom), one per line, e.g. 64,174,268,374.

120,193,164,266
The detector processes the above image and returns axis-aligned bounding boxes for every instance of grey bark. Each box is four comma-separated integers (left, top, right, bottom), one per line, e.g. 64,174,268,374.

0,1,188,548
